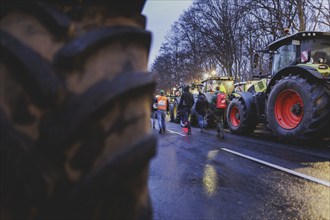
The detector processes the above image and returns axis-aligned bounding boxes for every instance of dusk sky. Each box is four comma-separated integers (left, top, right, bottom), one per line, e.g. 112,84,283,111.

142,0,193,69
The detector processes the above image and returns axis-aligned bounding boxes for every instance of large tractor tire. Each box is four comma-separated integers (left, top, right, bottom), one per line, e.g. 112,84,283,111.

1,1,156,220
266,74,330,140
226,98,257,134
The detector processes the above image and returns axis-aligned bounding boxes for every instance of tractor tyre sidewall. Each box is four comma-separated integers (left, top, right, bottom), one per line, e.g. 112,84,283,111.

226,98,254,134
267,76,313,139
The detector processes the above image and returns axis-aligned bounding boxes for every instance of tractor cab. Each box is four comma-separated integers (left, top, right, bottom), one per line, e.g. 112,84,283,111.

201,76,234,102
253,31,330,79
190,83,204,100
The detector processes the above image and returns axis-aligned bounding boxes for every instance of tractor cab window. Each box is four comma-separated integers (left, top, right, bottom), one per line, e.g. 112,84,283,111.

300,39,330,65
203,80,216,92
272,44,297,74
234,83,246,92
203,80,225,93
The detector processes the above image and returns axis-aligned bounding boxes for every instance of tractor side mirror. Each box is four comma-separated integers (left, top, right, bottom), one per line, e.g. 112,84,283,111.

253,53,259,68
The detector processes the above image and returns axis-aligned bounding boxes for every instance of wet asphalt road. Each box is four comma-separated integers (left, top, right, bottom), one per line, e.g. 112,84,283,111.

148,119,330,220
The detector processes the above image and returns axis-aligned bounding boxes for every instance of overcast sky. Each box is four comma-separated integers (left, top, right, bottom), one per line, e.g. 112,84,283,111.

142,0,193,69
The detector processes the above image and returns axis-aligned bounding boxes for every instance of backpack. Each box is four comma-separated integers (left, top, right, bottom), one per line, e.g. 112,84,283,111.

216,93,227,109
182,92,193,108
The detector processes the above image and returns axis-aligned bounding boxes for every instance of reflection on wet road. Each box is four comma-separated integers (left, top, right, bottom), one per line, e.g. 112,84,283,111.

203,150,220,197
148,121,330,220
203,164,217,196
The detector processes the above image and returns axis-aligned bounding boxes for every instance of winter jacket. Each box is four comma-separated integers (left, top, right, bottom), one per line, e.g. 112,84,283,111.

179,91,194,109
195,95,209,116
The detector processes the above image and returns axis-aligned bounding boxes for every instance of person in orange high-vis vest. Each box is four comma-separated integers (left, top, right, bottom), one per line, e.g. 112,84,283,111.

155,89,169,134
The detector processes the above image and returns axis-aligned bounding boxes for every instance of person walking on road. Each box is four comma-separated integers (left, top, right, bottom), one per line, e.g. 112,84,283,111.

210,86,227,139
155,89,169,134
151,95,157,129
195,92,209,132
178,85,194,135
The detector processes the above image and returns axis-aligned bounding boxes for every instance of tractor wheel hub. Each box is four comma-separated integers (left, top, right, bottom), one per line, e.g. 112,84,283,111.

291,103,303,116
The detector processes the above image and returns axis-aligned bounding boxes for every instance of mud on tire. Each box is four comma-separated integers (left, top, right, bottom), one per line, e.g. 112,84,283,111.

1,1,156,219
266,74,330,140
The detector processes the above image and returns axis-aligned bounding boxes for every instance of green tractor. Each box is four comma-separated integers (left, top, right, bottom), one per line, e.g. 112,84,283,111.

227,31,330,140
201,76,235,102
168,85,184,123
190,76,235,128
168,93,180,122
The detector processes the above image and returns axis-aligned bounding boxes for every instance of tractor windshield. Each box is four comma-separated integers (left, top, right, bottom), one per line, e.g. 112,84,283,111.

272,44,297,74
203,80,223,93
202,79,234,94
300,39,330,65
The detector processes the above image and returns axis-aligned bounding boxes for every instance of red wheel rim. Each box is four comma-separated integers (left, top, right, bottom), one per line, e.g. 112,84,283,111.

230,106,240,127
274,89,304,129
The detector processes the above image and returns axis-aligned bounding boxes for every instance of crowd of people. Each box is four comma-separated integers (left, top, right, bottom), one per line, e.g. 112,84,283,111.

151,85,227,139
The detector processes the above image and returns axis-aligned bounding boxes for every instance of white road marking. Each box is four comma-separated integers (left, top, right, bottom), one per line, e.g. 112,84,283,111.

166,129,186,137
221,148,330,187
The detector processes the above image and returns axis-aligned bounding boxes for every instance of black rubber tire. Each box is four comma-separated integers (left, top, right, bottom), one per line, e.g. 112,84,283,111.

226,98,257,134
266,74,330,140
1,2,155,220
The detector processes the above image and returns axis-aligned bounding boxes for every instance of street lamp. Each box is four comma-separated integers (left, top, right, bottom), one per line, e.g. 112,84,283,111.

211,70,216,76
204,73,209,79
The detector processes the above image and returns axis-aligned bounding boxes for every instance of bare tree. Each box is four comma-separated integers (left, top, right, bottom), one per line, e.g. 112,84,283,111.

151,0,329,85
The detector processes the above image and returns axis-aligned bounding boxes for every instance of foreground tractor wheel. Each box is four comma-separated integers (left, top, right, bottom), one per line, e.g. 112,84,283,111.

267,74,330,140
1,1,156,219
226,98,256,134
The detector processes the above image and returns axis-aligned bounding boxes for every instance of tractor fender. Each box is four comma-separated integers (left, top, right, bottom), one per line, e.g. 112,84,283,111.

266,65,323,94
235,92,257,120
